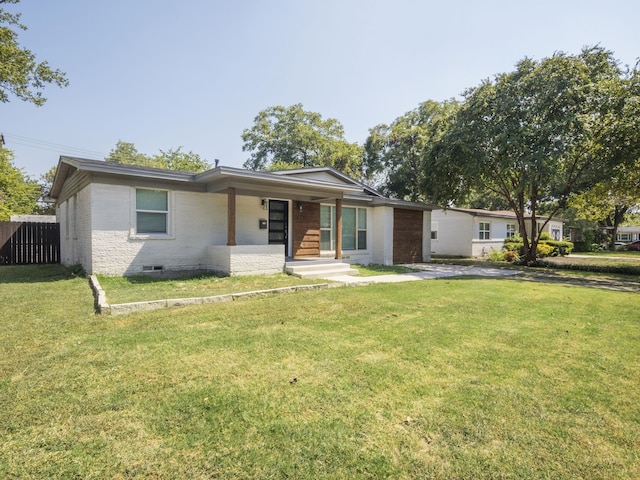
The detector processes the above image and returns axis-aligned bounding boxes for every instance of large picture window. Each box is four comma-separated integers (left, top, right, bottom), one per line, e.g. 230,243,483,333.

320,205,367,251
136,189,168,234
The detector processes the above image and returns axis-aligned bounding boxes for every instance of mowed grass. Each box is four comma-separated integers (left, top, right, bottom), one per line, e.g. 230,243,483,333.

1,265,639,479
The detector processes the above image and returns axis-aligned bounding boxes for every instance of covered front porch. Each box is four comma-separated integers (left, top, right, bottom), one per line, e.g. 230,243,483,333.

198,167,363,275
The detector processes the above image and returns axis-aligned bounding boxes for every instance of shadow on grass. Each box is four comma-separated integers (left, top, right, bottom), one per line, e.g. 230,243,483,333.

434,270,640,293
114,271,228,285
0,264,83,284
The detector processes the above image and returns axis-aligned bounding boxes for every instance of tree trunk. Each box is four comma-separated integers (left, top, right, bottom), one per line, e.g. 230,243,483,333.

609,205,629,249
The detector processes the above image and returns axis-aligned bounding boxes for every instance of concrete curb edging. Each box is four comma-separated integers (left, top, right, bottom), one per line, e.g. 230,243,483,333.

89,275,110,315
89,276,332,316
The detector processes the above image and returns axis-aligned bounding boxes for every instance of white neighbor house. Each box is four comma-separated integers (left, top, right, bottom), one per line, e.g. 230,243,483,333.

616,226,640,244
50,157,432,276
431,207,564,257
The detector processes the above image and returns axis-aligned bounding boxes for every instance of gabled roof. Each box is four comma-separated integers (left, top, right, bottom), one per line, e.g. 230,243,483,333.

272,166,384,197
50,157,435,210
51,156,194,198
50,157,363,198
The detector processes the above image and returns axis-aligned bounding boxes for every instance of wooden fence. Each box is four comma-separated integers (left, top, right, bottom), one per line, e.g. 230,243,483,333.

0,222,60,265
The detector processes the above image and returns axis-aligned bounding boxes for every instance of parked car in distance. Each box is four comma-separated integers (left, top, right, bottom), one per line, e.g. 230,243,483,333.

625,240,640,251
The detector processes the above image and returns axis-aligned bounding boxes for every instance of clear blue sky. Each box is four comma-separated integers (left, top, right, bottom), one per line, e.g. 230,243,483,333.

3,0,639,178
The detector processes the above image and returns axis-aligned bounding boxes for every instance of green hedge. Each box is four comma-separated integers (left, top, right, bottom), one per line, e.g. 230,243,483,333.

503,238,574,257
534,260,640,276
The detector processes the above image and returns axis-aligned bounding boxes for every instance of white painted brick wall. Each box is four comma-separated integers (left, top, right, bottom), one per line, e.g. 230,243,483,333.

88,184,228,276
207,245,285,276
58,186,93,271
371,207,394,265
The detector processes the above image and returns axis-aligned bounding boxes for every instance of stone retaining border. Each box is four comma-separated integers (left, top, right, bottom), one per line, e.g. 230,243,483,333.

89,275,332,316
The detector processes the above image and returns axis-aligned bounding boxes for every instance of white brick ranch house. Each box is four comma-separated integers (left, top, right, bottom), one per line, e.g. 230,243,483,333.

431,207,564,257
50,157,432,276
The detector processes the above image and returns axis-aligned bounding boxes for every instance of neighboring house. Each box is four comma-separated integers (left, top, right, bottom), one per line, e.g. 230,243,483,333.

431,208,564,257
616,226,640,244
49,157,432,276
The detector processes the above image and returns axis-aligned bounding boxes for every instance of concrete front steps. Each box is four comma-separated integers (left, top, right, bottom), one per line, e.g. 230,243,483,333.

285,259,359,279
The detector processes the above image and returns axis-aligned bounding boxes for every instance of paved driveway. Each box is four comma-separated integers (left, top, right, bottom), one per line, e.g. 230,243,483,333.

327,264,523,284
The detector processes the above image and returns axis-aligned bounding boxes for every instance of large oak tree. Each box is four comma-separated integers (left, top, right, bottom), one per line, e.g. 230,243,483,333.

424,46,640,263
242,104,363,177
363,100,458,201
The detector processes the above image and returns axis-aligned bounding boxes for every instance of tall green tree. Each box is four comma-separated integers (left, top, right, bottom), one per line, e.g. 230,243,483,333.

242,104,363,177
569,158,640,248
106,141,211,173
425,46,639,263
0,0,68,105
363,100,459,201
0,148,40,220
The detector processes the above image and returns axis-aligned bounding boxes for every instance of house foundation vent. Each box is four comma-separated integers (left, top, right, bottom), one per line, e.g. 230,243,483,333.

142,266,164,272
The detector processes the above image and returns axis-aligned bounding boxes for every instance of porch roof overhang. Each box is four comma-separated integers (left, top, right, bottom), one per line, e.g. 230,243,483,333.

197,166,361,200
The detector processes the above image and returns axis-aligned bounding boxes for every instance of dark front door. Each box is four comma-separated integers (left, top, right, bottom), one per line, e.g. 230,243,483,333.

269,200,289,256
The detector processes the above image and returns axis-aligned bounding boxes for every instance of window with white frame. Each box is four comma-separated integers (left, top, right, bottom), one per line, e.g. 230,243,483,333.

479,222,491,240
320,205,367,251
431,221,438,240
551,227,561,241
617,233,631,242
506,223,516,238
136,189,169,234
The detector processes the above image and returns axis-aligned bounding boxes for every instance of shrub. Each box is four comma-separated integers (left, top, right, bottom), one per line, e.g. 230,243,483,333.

572,241,591,252
535,261,640,276
543,240,574,256
503,250,520,262
502,237,574,257
488,249,505,261
536,243,555,257
539,232,552,241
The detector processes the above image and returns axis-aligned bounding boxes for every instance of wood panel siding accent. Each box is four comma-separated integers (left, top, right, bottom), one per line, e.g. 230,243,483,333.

292,202,321,258
393,209,423,264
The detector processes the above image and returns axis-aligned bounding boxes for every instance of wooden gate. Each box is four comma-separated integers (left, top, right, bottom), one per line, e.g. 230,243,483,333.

0,222,60,265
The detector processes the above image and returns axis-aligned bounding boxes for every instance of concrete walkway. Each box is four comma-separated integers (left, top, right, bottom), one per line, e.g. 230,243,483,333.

325,264,523,284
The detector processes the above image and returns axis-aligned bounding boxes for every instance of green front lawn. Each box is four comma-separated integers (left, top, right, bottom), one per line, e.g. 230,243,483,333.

1,265,639,479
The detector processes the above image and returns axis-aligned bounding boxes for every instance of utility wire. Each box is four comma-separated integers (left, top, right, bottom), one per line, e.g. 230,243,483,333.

1,132,108,159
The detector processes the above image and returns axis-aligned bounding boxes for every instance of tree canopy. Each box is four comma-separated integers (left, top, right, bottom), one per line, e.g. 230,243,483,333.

424,46,640,263
106,141,211,173
569,157,640,248
0,0,68,105
363,100,458,201
242,104,363,177
0,147,40,220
